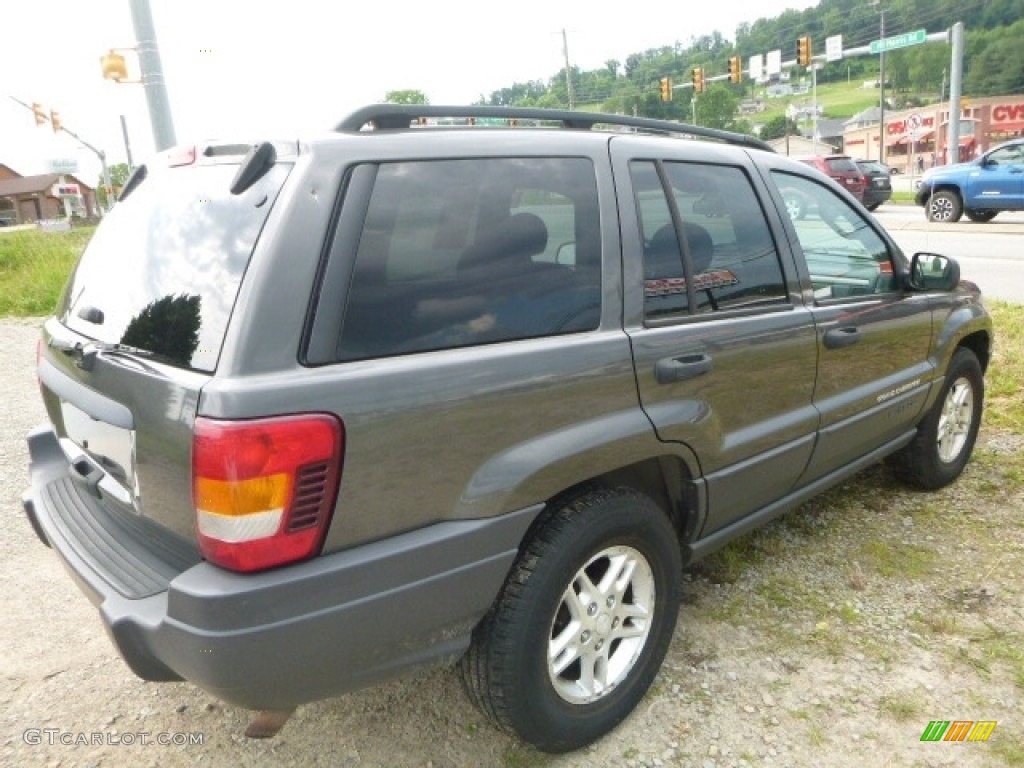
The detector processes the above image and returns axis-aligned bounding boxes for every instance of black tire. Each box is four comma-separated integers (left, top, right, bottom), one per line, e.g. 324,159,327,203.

865,202,880,212
890,348,983,490
926,190,963,223
964,209,998,223
459,487,681,753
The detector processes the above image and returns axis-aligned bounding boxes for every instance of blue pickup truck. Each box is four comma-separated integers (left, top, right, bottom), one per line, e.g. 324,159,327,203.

916,138,1024,222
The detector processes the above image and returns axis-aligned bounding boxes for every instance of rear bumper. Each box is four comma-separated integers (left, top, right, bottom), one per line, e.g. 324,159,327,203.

23,424,538,710
862,187,892,207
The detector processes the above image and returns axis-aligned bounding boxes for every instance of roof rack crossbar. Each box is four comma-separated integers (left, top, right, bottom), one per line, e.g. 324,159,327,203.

334,104,773,152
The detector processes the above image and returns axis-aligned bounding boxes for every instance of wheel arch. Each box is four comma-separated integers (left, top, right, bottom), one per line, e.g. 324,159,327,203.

454,408,703,530
934,306,992,375
929,182,964,201
526,455,703,550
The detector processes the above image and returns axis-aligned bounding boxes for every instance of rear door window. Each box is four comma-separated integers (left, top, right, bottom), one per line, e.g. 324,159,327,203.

630,160,789,319
336,157,601,361
59,162,290,372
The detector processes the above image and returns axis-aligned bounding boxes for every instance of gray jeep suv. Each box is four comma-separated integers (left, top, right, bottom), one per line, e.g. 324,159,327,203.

23,105,992,753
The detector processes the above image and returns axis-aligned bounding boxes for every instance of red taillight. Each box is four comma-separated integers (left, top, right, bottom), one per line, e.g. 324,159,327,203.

192,414,344,572
167,145,197,167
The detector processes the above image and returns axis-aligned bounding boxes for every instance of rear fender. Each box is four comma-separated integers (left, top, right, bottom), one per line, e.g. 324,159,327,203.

454,408,700,521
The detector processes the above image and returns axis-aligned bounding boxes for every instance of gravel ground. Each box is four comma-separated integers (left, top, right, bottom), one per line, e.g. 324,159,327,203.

2,317,1021,768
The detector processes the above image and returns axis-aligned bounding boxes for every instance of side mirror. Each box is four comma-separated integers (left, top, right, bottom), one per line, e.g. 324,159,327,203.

907,252,960,291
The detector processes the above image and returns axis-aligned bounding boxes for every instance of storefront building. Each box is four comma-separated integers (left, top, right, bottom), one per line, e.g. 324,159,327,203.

842,93,1024,175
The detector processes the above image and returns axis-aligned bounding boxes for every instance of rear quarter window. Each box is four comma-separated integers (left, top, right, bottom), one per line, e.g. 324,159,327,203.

335,157,602,361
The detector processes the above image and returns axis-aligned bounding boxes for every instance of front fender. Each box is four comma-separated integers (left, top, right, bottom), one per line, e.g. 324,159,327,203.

923,293,993,411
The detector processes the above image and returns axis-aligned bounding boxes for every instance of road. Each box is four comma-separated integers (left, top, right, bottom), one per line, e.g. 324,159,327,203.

870,204,1024,304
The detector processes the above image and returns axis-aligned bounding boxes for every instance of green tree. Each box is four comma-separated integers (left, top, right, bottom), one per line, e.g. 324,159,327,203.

108,163,131,188
694,84,741,130
384,89,429,105
120,293,201,366
759,115,799,141
97,162,132,209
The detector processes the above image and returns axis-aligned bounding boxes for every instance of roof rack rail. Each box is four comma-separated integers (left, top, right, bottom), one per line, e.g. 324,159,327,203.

335,104,774,153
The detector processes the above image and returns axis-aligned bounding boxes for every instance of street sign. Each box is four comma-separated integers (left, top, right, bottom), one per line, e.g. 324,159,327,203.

748,54,764,82
906,113,922,132
47,158,79,174
869,29,926,54
766,49,782,77
826,35,843,62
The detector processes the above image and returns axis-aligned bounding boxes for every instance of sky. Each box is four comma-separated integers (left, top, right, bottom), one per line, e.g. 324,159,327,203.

1,0,818,185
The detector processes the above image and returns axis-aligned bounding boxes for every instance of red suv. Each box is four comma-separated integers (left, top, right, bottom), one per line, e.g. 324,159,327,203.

797,154,867,204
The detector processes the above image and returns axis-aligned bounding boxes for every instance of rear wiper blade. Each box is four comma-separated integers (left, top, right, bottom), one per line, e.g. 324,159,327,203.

51,338,164,371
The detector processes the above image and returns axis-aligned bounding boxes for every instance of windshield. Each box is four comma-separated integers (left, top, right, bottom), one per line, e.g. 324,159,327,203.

59,161,290,372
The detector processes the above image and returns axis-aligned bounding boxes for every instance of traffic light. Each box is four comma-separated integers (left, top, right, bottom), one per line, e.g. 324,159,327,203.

50,110,62,134
729,56,742,85
691,67,704,94
32,102,48,127
797,36,812,67
660,76,672,102
100,51,129,82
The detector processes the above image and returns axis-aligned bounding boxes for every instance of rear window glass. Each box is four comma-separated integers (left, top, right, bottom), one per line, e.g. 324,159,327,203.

825,157,859,174
58,162,290,372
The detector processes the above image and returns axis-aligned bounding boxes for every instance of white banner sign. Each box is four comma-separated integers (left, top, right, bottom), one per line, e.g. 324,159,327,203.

826,35,843,62
47,158,79,174
748,54,764,82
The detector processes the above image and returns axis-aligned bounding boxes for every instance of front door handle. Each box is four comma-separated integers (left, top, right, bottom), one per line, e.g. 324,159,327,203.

655,353,713,384
824,326,862,349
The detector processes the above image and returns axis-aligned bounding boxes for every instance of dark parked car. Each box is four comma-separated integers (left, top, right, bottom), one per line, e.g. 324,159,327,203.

23,105,992,754
856,159,893,211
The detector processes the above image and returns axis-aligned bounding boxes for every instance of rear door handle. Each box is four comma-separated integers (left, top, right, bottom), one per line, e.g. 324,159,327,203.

655,353,713,384
824,326,862,349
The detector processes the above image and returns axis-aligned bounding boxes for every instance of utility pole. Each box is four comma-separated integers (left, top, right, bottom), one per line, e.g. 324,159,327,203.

562,29,575,110
130,0,176,151
812,62,818,148
874,0,886,164
120,115,135,170
947,21,964,164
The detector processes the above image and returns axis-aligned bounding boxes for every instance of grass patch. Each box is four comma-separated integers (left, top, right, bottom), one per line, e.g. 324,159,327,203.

0,227,94,316
908,609,959,637
993,738,1024,766
876,692,923,722
502,747,551,768
967,625,1024,690
755,80,885,125
856,539,937,579
986,301,1024,431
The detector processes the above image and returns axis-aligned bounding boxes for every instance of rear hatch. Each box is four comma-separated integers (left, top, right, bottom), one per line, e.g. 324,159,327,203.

38,144,292,562
824,156,867,198
857,161,892,191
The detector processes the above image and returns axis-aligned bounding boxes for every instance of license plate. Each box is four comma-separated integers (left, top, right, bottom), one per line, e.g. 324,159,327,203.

60,400,138,508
